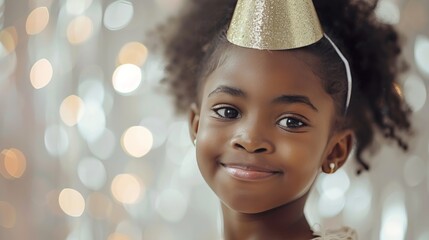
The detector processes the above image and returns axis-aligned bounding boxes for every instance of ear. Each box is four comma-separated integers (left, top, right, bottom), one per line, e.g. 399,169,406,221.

322,129,354,174
188,103,200,142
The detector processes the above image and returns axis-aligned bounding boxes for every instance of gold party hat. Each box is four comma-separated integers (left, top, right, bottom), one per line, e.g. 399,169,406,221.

227,0,324,50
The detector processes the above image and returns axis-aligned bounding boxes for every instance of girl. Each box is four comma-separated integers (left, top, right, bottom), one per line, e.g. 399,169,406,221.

159,0,412,239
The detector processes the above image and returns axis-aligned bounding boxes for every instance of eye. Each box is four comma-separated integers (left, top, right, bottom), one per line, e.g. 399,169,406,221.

278,117,307,129
212,106,241,119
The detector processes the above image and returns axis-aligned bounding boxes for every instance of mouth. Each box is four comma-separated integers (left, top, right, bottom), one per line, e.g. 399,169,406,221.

219,162,282,182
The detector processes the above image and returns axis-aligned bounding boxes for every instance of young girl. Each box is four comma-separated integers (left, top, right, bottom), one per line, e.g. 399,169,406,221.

159,0,412,239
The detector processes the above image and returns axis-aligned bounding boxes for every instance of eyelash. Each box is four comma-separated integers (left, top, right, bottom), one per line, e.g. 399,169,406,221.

211,105,308,130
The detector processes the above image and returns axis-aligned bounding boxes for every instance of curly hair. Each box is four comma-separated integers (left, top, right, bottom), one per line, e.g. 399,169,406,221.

158,0,412,174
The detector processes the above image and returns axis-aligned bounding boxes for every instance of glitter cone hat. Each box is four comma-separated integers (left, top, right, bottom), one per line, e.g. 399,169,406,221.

227,0,324,50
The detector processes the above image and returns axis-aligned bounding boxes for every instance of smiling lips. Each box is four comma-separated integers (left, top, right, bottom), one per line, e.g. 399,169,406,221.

220,163,282,181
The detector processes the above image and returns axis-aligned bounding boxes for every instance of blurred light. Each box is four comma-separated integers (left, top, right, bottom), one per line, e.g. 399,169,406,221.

59,188,85,217
403,74,427,112
317,168,350,195
88,128,116,160
344,175,372,224
108,233,131,240
418,231,429,240
415,35,429,76
375,0,400,24
118,42,148,67
121,126,153,158
67,16,93,45
111,174,142,204
26,7,50,35
0,148,26,179
315,165,351,218
0,201,16,228
403,155,425,187
60,95,85,126
77,101,106,142
318,188,346,217
380,183,408,240
30,58,53,89
66,0,93,15
155,188,188,222
103,90,114,116
393,83,403,98
112,64,142,94
86,192,112,220
0,27,18,54
78,157,106,190
78,79,105,105
115,221,142,240
44,125,69,156
140,118,168,148
103,0,134,31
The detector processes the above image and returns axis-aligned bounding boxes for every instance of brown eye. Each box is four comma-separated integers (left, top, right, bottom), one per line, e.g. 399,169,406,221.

278,117,306,129
213,107,240,119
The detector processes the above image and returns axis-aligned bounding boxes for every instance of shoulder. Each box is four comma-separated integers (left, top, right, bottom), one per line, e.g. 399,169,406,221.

311,226,358,240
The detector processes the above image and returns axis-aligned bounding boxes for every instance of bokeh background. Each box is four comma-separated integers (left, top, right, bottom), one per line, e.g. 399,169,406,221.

0,0,428,239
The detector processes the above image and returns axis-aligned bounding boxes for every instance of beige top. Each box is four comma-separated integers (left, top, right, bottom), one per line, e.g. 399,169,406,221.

311,226,358,240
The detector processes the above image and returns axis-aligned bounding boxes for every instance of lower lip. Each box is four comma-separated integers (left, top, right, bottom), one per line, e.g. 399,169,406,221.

221,165,278,181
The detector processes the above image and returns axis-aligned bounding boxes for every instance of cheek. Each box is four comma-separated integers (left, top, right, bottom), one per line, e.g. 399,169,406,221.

194,115,227,180
275,134,328,193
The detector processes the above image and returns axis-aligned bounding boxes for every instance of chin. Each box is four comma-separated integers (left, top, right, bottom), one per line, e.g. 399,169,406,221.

220,193,284,214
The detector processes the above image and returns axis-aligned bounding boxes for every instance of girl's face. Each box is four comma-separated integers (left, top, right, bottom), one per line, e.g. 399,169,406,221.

190,46,350,214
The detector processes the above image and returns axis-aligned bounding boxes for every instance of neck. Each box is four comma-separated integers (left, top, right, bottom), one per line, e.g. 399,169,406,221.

221,193,314,240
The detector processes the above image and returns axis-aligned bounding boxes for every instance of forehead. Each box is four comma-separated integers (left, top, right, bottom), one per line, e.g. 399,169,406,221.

202,45,331,106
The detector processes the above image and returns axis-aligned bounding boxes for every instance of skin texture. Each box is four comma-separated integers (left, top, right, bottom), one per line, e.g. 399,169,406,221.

189,46,353,239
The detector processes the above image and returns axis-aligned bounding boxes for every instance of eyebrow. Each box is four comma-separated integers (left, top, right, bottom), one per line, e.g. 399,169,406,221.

272,95,319,112
208,85,246,98
208,85,318,112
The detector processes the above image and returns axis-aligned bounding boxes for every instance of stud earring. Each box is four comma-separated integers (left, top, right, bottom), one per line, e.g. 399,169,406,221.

329,162,336,174
193,139,197,146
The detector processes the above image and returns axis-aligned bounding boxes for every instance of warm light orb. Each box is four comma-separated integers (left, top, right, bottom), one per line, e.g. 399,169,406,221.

67,16,93,45
30,58,53,89
0,148,26,179
0,27,18,53
112,64,142,94
111,174,142,204
393,83,403,98
26,7,50,35
58,188,85,217
60,95,85,126
108,233,131,240
121,126,153,158
118,42,148,66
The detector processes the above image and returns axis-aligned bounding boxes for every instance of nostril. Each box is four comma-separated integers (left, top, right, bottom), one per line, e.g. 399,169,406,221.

254,148,267,153
234,142,267,153
234,143,246,150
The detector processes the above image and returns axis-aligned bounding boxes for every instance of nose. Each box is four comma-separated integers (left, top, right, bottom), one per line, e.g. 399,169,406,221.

230,125,274,154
